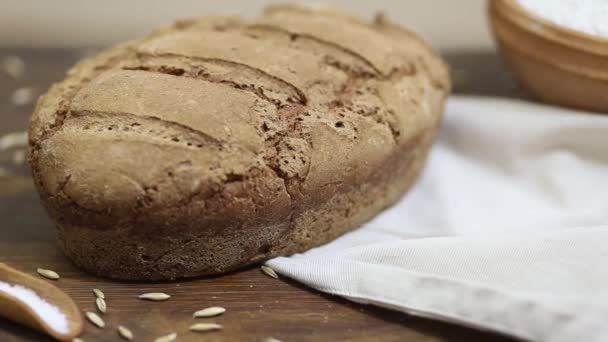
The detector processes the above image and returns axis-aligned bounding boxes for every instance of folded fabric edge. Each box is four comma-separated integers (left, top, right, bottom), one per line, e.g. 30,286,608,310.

267,256,608,342
448,95,603,118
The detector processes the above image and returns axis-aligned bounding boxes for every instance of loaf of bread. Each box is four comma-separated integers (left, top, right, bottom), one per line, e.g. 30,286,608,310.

28,5,449,280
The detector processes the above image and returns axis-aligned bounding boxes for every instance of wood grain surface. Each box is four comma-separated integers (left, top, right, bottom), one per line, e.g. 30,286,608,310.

0,48,522,342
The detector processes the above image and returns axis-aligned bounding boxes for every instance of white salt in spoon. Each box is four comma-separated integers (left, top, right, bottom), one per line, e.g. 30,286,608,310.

0,263,83,341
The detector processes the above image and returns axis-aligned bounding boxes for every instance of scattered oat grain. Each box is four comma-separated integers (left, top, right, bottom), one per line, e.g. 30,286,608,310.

189,323,223,332
92,288,105,299
261,265,278,279
95,297,106,314
154,332,177,342
85,311,105,328
1,55,25,79
12,149,26,165
11,87,35,106
117,325,134,340
0,131,27,151
263,338,283,342
193,306,226,318
36,268,60,280
138,292,171,301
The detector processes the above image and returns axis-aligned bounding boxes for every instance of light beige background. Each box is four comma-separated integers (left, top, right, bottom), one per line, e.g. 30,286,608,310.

0,0,492,49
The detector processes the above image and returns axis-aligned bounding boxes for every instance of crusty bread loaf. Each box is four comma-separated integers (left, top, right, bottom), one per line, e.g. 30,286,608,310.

28,5,449,280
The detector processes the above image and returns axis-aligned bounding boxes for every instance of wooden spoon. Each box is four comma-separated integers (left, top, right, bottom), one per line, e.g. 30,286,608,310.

0,263,83,341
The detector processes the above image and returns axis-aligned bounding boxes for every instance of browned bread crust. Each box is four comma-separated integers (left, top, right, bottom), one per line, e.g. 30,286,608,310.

28,5,450,280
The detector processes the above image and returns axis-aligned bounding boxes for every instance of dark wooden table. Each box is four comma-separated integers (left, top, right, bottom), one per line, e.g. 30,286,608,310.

0,48,522,341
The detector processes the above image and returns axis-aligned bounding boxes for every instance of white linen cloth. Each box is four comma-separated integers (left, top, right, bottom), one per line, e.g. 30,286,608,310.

267,96,608,342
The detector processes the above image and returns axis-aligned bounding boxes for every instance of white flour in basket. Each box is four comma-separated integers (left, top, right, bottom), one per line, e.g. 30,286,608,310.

517,0,608,38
